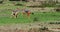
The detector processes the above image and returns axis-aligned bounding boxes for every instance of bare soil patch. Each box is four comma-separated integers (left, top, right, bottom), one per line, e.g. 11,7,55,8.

0,22,60,32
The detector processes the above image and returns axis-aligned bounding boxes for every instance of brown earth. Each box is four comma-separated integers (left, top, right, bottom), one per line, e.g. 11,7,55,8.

0,22,60,32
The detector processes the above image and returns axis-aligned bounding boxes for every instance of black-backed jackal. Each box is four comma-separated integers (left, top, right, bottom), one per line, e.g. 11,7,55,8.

11,8,19,18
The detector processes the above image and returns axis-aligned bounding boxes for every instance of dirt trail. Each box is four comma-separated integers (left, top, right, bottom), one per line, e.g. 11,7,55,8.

0,22,60,32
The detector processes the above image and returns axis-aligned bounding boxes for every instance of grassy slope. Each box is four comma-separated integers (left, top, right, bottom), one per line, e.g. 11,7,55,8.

0,11,60,24
0,1,60,24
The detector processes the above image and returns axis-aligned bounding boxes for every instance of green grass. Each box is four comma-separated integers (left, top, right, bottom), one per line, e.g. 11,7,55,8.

0,1,60,25
0,10,60,24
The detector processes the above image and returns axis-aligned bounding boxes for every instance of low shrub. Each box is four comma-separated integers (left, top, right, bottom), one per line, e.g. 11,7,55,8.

15,3,23,6
49,22,60,24
0,1,3,4
40,27,48,30
55,8,60,12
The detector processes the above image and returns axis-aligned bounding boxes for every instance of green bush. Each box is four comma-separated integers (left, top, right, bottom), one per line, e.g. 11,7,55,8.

0,1,3,4
55,8,60,12
15,3,23,6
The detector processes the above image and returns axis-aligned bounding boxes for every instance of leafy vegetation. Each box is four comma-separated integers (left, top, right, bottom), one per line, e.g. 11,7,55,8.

0,1,60,25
